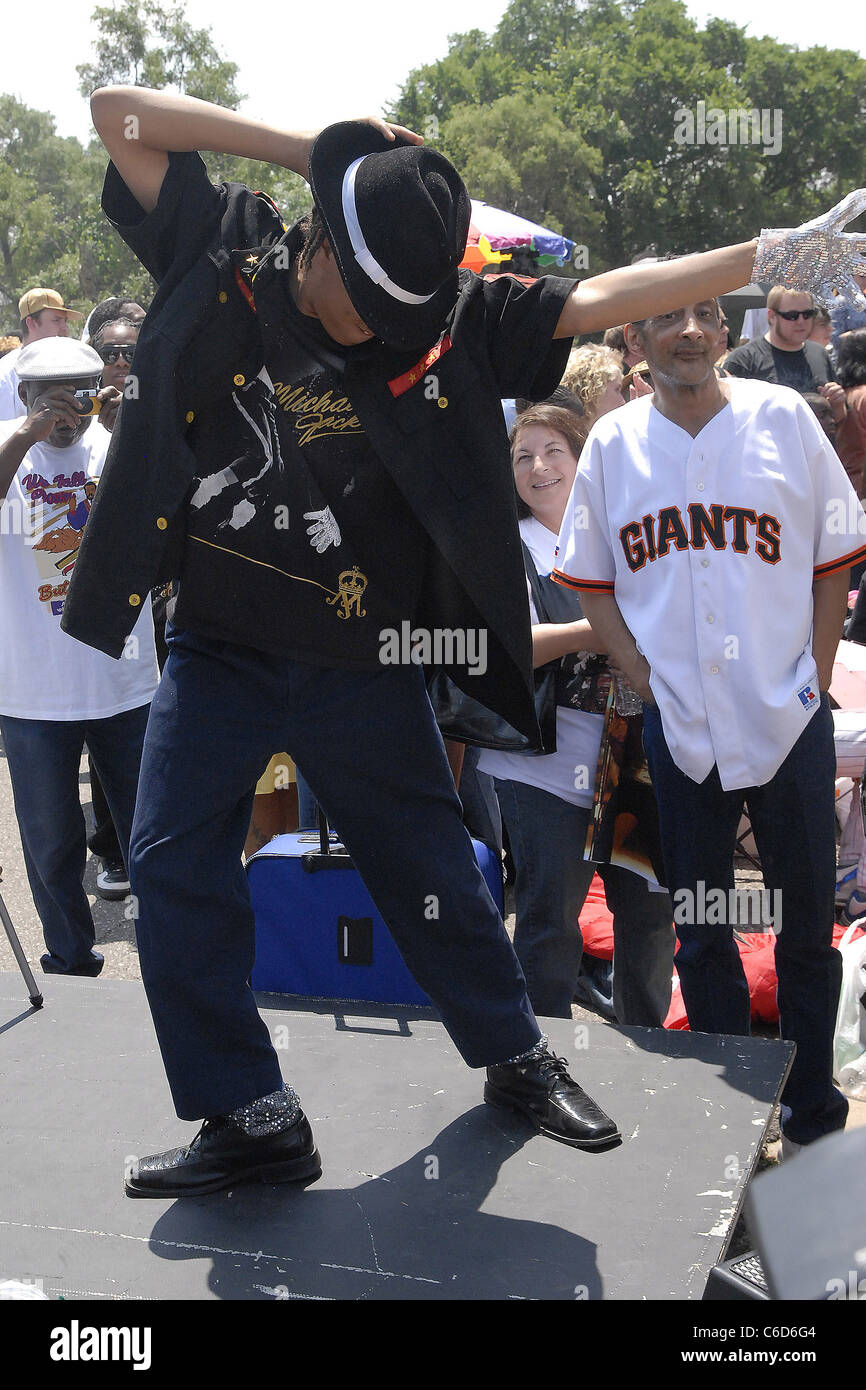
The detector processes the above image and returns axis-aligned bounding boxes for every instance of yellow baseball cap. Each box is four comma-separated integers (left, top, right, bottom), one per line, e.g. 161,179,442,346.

18,288,83,321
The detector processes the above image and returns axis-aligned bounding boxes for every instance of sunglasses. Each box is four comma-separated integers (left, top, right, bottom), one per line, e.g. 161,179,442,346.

775,308,818,321
99,343,135,363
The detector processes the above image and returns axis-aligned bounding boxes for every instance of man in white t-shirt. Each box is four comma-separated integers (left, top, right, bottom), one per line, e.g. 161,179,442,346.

0,338,158,976
553,298,866,1152
0,288,83,422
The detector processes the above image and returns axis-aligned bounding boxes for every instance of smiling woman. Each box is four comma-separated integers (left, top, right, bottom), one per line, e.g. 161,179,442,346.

476,401,675,1025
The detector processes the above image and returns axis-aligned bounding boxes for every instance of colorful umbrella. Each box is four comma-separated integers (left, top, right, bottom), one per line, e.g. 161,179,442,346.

461,200,576,273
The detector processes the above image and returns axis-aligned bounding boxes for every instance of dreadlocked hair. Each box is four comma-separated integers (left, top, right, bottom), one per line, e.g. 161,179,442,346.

298,206,328,272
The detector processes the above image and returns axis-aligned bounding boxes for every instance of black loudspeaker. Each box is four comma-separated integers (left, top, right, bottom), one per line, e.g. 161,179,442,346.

745,1127,866,1300
703,1251,770,1301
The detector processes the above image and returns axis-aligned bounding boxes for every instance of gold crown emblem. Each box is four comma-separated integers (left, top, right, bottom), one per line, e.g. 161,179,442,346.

336,566,367,595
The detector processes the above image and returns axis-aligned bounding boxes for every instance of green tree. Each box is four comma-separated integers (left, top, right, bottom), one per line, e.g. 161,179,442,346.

441,94,602,263
77,0,244,108
391,0,866,274
77,0,311,223
0,2,319,330
0,95,153,328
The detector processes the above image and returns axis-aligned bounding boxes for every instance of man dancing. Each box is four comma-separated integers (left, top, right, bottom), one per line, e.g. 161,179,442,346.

63,85,866,1194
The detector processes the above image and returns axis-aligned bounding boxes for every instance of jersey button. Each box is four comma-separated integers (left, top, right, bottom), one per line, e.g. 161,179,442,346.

218,291,228,303
701,558,710,568
156,516,168,530
696,482,705,491
706,614,715,624
233,373,246,386
185,410,195,423
711,665,720,674
437,396,449,409
128,593,141,607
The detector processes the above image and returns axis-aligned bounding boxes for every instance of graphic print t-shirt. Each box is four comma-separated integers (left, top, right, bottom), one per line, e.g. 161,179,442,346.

723,335,834,394
173,262,431,668
0,420,158,719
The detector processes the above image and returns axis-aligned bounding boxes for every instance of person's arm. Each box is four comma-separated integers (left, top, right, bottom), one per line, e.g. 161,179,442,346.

554,242,758,339
0,425,33,500
818,381,848,424
571,590,654,703
812,568,850,691
531,618,599,667
0,389,82,498
90,86,420,215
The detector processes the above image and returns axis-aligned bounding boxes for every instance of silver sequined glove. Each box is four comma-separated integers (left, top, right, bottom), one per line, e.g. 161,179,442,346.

752,189,866,310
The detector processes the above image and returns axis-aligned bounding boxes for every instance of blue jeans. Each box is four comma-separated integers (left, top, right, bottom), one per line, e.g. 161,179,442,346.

460,745,504,855
129,626,541,1119
642,696,848,1144
494,779,675,1025
0,704,151,971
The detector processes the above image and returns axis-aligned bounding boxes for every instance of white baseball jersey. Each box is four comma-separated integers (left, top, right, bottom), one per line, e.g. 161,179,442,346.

553,379,866,790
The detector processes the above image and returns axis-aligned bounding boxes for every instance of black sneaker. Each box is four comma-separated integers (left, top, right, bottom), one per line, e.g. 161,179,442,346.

40,951,104,978
96,859,130,900
485,1048,621,1149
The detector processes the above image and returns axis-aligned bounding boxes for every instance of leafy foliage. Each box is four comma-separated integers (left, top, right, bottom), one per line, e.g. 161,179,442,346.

0,1,311,329
391,0,866,274
3,0,864,330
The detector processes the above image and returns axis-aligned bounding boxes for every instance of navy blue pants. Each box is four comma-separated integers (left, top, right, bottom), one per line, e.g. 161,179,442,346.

129,627,540,1119
642,697,848,1145
1,704,150,971
494,778,674,1025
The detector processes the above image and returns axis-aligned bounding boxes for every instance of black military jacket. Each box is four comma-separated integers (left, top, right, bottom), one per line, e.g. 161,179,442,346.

61,152,573,745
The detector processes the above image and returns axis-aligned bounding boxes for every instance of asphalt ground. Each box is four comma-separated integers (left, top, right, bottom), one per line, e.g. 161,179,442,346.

0,733,142,981
2,729,863,1150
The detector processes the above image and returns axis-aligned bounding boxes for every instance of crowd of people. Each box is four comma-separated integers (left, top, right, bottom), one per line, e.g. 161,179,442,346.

1,82,865,1203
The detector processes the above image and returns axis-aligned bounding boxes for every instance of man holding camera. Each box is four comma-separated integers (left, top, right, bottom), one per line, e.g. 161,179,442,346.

0,337,158,976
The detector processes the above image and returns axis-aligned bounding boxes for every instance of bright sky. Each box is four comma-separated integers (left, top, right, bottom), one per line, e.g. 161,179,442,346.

1,0,861,146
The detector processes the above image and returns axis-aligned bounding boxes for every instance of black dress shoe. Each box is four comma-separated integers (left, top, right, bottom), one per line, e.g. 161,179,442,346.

125,1110,322,1197
485,1049,621,1149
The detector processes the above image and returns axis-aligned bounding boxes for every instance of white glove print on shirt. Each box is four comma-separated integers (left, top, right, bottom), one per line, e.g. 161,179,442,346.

304,507,342,553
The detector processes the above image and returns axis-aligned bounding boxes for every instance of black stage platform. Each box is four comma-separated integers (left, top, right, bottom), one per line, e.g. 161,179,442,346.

0,972,793,1301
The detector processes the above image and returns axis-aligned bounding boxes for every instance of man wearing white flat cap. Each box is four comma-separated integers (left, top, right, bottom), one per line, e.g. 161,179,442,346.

0,337,158,976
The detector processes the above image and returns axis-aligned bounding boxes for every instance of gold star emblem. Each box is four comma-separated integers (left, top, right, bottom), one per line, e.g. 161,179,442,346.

245,254,259,265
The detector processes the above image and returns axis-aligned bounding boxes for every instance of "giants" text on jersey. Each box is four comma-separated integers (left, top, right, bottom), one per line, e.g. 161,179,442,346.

619,502,781,572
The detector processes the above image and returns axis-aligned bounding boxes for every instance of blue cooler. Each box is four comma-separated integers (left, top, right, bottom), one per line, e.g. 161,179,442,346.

247,829,502,1004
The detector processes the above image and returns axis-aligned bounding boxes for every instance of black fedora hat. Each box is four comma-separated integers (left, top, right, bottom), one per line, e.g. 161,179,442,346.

308,122,471,352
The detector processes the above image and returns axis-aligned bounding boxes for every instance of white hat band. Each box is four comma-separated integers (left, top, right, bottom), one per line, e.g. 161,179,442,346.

341,157,436,307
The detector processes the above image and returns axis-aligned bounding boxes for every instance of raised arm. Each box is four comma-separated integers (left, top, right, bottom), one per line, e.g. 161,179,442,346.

89,86,419,215
554,241,758,338
555,188,866,337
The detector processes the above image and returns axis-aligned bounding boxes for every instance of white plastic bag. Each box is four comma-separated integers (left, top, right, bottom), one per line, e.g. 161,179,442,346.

834,923,866,1100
